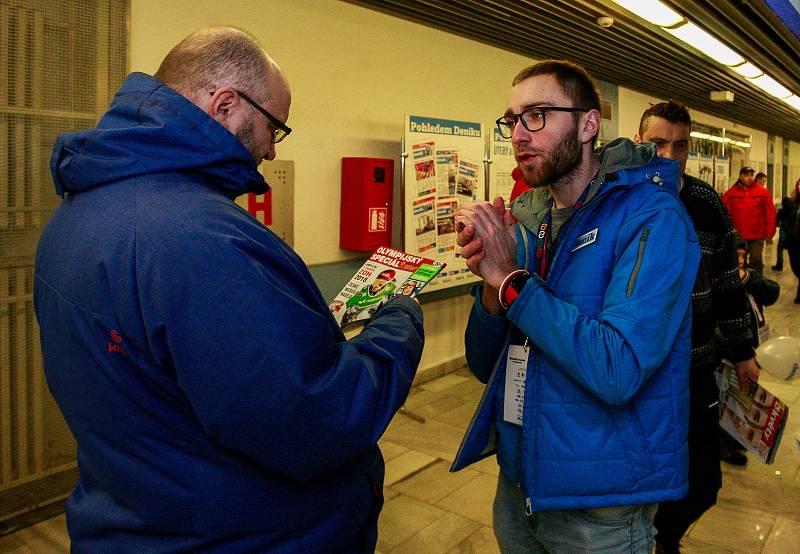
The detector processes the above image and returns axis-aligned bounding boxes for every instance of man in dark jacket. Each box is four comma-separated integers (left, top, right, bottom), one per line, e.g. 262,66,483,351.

635,101,758,553
35,27,425,553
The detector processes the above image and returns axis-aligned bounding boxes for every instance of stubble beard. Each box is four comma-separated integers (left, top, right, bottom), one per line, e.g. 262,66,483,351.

520,120,583,191
236,116,261,163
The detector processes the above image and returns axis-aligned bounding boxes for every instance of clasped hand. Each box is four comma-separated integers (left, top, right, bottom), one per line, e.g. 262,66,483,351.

455,196,518,290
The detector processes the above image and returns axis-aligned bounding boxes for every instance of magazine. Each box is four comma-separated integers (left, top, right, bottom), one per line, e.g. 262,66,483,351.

328,246,445,328
715,361,789,464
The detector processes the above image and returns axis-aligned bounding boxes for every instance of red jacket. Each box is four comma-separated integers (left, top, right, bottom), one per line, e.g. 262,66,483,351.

509,166,535,201
722,181,776,240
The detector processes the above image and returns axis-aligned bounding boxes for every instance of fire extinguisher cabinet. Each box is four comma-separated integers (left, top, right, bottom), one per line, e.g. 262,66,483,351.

339,157,394,251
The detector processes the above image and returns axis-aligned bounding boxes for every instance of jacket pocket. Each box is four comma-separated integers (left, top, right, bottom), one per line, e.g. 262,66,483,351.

610,405,652,482
626,227,650,297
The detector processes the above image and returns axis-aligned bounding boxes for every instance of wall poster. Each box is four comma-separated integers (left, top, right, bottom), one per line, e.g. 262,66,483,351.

488,128,517,203
685,152,700,181
715,156,730,195
699,153,714,191
403,115,485,292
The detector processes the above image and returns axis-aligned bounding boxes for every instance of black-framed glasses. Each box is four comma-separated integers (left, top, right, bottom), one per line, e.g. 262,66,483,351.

496,106,588,138
211,89,291,143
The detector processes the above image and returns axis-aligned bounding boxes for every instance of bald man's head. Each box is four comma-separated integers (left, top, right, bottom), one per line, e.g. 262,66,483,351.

155,26,275,101
154,26,291,163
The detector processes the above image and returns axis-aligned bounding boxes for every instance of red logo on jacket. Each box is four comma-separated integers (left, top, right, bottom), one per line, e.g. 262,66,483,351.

108,329,127,357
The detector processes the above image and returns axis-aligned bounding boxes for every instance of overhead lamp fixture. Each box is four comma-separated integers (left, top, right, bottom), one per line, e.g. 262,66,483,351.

784,95,800,111
748,74,792,98
690,131,711,139
710,90,734,102
731,62,763,78
707,135,726,143
664,22,745,66
731,140,751,148
608,0,683,27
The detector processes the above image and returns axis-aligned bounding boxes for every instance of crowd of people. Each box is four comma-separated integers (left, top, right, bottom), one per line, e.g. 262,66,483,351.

32,25,795,554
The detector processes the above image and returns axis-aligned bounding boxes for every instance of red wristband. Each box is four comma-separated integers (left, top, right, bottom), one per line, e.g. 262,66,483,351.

498,270,529,310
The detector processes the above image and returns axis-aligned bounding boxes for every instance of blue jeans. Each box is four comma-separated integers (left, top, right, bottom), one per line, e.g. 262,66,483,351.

493,471,656,553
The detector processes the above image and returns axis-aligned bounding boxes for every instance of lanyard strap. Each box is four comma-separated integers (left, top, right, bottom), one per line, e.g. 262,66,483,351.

533,182,593,278
534,218,551,278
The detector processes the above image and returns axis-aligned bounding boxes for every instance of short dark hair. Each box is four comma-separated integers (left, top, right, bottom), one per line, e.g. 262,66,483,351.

512,60,600,112
755,172,767,180
512,60,600,146
740,166,755,175
638,101,691,137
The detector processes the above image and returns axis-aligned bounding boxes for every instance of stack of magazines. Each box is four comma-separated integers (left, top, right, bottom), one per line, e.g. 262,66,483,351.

716,361,789,464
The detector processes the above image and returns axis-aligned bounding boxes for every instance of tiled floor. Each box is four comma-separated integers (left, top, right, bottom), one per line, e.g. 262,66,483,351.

2,250,799,553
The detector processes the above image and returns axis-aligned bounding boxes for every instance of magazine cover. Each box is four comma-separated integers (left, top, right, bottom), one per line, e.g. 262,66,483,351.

328,246,445,328
715,361,789,464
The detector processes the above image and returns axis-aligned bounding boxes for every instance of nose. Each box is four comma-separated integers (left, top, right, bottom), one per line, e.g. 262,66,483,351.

266,141,277,161
511,118,530,146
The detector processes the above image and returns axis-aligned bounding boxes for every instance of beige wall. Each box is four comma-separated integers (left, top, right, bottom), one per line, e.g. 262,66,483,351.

790,141,800,170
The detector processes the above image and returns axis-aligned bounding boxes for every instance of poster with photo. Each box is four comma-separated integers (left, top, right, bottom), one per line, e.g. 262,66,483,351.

489,128,517,203
404,115,485,292
436,149,458,196
685,152,701,181
436,197,458,254
412,194,436,254
412,141,437,196
699,154,714,191
715,156,730,195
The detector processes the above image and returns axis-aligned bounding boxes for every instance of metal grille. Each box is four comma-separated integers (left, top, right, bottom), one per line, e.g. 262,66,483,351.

0,0,128,523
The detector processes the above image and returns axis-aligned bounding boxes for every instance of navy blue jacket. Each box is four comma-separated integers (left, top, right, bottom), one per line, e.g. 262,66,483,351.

452,139,699,512
35,73,424,553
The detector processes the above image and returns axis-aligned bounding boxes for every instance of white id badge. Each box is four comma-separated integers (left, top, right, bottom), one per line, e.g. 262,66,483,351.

747,293,770,345
503,344,530,425
757,322,770,346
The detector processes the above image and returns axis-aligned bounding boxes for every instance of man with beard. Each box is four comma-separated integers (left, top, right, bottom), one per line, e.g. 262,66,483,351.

35,27,425,552
450,60,699,552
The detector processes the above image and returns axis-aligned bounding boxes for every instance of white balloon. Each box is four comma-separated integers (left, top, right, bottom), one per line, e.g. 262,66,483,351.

756,336,800,381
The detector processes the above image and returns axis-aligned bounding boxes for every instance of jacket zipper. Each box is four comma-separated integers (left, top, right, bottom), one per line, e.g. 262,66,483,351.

518,183,609,517
626,227,650,297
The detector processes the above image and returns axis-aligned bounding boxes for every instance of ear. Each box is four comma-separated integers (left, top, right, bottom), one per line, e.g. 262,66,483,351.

633,133,642,143
580,109,601,145
207,87,240,127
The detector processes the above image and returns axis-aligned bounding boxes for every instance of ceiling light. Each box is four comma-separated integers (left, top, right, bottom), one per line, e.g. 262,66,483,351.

784,95,800,111
608,0,683,27
731,62,763,78
708,135,725,143
690,131,710,139
748,74,792,98
710,90,734,102
731,140,751,148
664,22,745,66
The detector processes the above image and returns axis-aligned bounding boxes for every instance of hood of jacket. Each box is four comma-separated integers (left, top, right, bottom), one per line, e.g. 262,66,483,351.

50,72,267,198
510,138,678,228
